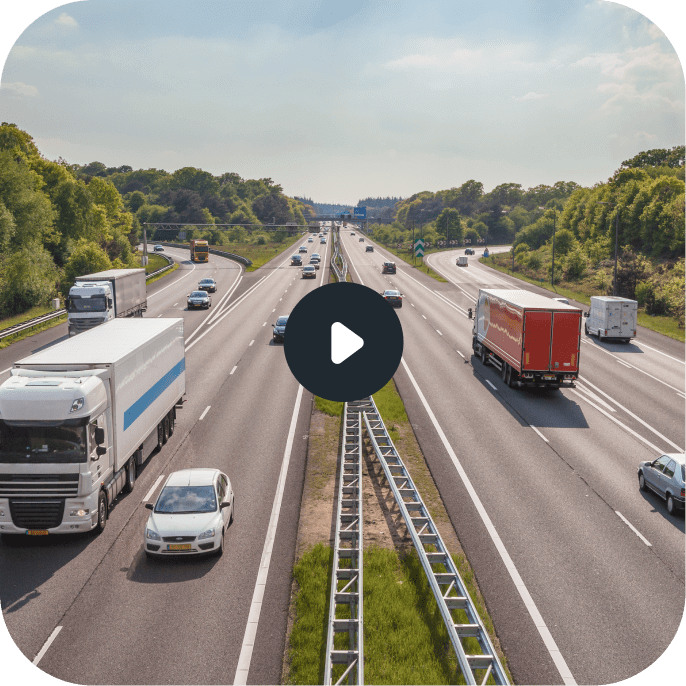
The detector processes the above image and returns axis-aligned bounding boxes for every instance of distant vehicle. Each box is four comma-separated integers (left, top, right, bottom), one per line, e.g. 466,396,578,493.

471,289,582,389
464,248,475,255
318,233,324,237
153,245,164,252
302,265,316,279
309,257,320,269
583,296,637,343
299,246,308,253
311,253,321,260
198,278,217,293
382,261,396,274
366,246,374,252
456,256,468,267
0,319,185,537
291,254,303,266
320,238,327,244
638,453,685,516
553,297,570,305
381,290,403,308
187,290,211,309
190,239,210,263
308,237,314,242
483,248,490,257
144,468,234,558
272,315,289,343
359,237,365,242
68,269,147,337
350,232,355,236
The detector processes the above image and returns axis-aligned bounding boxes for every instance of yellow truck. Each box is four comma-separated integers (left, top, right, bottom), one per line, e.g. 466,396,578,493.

189,239,209,263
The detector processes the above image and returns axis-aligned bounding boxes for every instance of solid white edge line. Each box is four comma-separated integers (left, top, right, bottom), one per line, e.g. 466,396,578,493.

486,379,498,391
401,358,576,685
530,425,549,443
143,474,165,503
33,626,62,665
617,360,632,368
234,384,304,685
635,341,685,365
569,390,665,454
574,384,616,413
577,376,683,453
147,252,196,298
615,511,652,547
199,405,211,421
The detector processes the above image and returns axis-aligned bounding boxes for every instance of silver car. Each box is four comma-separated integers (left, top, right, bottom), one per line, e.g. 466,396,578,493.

638,453,685,515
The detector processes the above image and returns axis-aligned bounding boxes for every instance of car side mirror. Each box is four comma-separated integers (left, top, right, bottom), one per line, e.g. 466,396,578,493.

145,503,154,510
95,427,105,445
96,446,107,457
108,298,113,308
468,308,473,319
583,311,589,317
220,501,231,509
272,324,275,327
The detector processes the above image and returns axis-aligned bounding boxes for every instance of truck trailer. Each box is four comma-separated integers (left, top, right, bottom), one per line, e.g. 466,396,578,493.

471,289,582,388
67,268,147,336
0,319,185,538
583,296,637,343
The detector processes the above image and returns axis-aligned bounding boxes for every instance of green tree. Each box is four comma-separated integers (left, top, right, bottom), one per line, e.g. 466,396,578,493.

126,191,146,213
553,228,576,255
61,240,112,297
435,208,463,242
0,243,58,316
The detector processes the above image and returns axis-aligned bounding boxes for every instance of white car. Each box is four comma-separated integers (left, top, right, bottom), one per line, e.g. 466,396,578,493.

144,468,234,558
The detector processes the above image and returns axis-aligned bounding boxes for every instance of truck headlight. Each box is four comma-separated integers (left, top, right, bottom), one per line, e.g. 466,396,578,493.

70,508,90,517
70,397,85,412
198,528,215,540
146,528,161,540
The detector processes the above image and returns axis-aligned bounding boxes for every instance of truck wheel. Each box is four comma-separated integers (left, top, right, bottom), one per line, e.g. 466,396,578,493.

168,409,175,437
480,345,488,366
94,491,108,534
162,416,170,444
123,458,136,493
584,324,589,335
156,423,164,452
501,362,508,383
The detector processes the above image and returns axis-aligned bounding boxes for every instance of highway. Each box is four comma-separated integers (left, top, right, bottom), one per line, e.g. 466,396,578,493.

1,236,330,684
1,229,683,685
338,231,684,685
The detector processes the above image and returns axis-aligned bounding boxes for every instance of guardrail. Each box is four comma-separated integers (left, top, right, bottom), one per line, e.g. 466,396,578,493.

0,253,177,343
155,242,252,267
330,230,348,282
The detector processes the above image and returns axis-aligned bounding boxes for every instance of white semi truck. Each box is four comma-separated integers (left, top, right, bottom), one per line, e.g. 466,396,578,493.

0,319,185,538
67,268,147,336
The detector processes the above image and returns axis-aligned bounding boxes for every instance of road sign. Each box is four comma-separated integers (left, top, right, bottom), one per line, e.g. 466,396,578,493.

397,243,402,249
353,207,367,219
464,239,471,244
179,231,186,239
414,238,425,257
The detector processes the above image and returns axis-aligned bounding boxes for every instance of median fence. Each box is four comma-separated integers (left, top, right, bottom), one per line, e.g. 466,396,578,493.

331,230,348,282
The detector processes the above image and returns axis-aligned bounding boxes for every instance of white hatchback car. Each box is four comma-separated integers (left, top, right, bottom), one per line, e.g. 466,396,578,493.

144,468,234,558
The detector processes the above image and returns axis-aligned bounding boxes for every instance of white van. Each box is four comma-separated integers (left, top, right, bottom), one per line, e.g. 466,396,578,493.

456,256,468,267
584,296,637,343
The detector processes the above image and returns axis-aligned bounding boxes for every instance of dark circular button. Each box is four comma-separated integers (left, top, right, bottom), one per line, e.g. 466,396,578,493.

284,282,404,402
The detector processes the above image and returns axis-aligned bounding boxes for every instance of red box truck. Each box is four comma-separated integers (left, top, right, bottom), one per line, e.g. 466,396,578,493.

471,289,582,388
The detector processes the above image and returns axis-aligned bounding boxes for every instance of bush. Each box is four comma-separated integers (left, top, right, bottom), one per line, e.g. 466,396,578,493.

527,251,542,270
564,246,588,280
0,243,58,316
635,281,653,307
61,241,112,297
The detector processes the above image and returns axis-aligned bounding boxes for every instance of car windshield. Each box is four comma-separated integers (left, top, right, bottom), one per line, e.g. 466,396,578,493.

0,421,87,463
199,280,214,285
304,267,314,271
385,291,400,296
68,296,107,312
190,291,207,298
155,485,217,514
276,316,288,326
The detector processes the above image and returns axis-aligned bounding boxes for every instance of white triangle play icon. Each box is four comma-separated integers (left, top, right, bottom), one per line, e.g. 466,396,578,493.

331,322,364,365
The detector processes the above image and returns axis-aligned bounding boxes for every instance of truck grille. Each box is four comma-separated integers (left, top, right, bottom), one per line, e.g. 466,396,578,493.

9,499,65,529
70,317,103,332
0,473,79,498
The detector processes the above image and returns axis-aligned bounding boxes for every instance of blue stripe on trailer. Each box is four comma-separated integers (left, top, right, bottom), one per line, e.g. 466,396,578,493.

124,358,185,431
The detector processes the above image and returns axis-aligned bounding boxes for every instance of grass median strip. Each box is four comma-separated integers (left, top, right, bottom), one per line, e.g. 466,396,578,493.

284,382,510,684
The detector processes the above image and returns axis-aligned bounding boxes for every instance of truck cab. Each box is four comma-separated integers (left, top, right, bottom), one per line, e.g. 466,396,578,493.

67,282,114,336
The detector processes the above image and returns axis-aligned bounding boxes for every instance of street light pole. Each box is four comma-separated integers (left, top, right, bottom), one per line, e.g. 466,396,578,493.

551,211,556,286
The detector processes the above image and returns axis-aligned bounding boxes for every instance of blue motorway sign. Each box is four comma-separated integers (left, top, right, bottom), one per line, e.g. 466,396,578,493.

353,206,367,219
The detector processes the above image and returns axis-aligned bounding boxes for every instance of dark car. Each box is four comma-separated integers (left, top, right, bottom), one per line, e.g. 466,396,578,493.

366,246,374,252
382,261,396,274
153,245,164,252
359,237,365,242
350,232,355,236
464,248,474,255
198,278,217,293
302,266,316,279
381,290,403,308
291,254,303,266
272,315,288,343
638,453,685,515
187,290,211,309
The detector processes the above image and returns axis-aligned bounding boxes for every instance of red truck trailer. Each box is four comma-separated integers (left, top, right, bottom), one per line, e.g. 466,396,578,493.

471,289,582,388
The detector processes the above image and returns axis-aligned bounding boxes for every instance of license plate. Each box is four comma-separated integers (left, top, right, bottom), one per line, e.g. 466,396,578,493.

168,544,191,551
27,530,48,536
543,375,556,380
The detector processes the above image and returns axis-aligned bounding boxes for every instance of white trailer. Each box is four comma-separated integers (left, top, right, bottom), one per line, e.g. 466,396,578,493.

583,296,637,343
456,255,468,267
0,319,185,537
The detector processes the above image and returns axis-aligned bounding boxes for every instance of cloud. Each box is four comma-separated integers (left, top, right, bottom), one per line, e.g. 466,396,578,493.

633,130,658,143
55,13,78,28
1,82,38,97
514,92,547,101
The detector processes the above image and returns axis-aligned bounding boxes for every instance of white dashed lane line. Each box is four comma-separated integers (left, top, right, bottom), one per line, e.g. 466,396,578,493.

485,379,497,391
530,425,549,443
199,405,211,421
615,511,652,546
230,366,237,375
249,340,254,347
33,626,62,666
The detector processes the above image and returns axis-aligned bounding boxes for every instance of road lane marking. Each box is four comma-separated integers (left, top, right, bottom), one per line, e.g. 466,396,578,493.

530,426,549,443
249,340,254,347
230,366,237,375
400,358,576,685
272,308,276,312
174,303,178,306
577,376,683,452
147,256,196,298
634,341,685,365
33,626,62,666
617,359,632,368
279,298,282,301
262,322,266,326
199,405,211,421
457,351,465,359
678,392,686,400
436,330,443,336
157,314,162,317
486,379,497,391
574,384,616,412
143,475,165,502
234,384,304,685
422,314,427,319
615,511,652,547
411,303,415,307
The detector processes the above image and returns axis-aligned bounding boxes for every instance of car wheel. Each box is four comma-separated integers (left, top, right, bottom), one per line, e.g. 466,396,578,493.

230,496,234,525
480,345,488,366
94,491,108,534
666,494,676,516
638,472,647,492
145,551,157,561
216,529,225,557
123,458,136,493
584,324,589,335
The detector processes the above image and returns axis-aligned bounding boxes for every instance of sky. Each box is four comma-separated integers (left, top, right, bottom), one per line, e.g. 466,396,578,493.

0,1,684,206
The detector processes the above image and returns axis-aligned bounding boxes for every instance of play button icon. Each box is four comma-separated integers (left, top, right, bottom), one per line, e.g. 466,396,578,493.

284,282,404,402
331,322,364,364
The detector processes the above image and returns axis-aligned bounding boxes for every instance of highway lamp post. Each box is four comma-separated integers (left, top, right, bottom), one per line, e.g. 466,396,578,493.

596,201,620,296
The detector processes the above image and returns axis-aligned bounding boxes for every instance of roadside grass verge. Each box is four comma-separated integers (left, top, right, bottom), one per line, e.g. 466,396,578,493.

144,261,179,286
0,312,67,350
0,304,57,331
135,251,169,274
483,255,685,342
315,397,344,417
210,234,302,271
378,245,448,282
